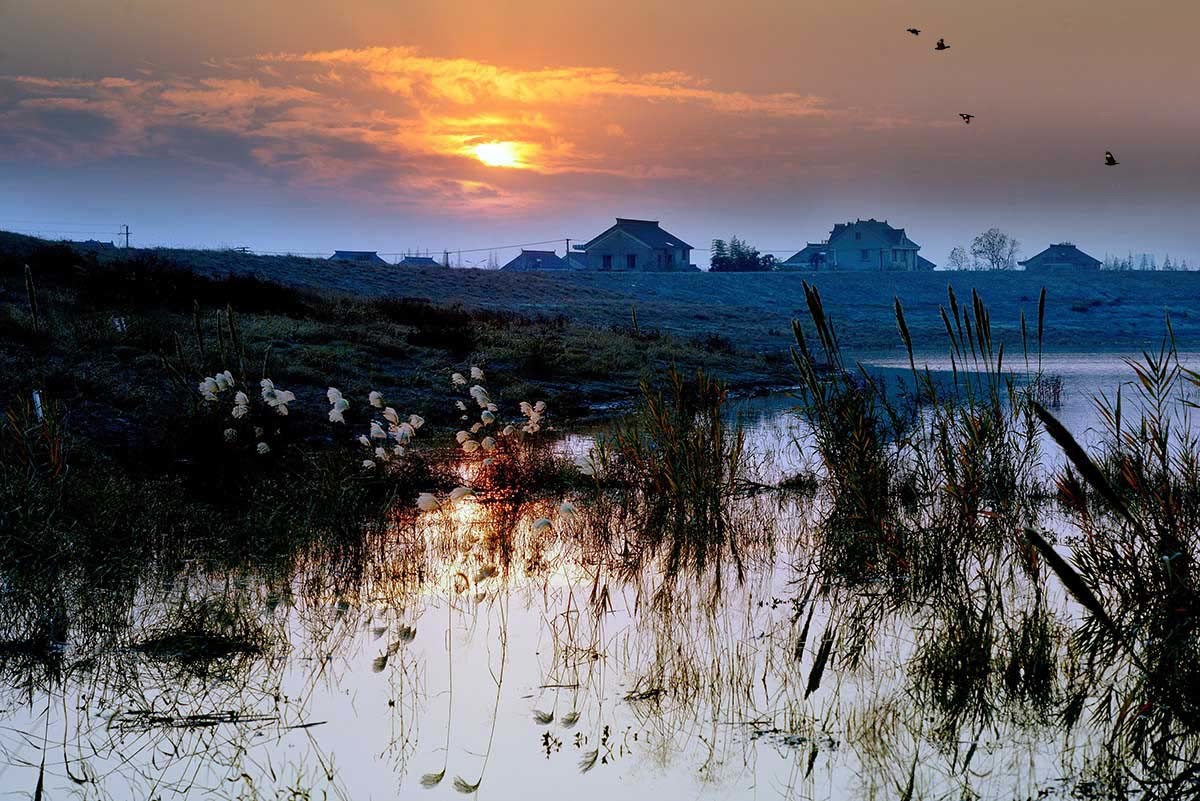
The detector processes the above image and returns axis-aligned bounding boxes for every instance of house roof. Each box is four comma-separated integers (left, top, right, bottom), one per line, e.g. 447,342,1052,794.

501,249,569,270
1018,243,1102,270
782,243,829,265
917,255,937,271
582,218,694,251
828,219,919,249
397,255,442,266
330,250,385,263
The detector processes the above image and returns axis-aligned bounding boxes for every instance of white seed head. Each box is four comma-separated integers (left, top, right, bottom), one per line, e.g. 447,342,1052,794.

256,442,270,455
416,493,441,512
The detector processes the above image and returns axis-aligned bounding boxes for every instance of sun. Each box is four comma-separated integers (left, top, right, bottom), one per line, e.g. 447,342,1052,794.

472,141,524,168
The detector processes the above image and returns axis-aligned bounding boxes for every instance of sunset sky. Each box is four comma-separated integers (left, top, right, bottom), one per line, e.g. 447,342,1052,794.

1,0,1197,265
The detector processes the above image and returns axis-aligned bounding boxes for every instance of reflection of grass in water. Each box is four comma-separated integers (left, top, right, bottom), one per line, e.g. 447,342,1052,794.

593,366,748,582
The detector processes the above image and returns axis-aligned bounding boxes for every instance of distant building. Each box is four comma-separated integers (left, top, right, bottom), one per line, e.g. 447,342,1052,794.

565,250,589,270
501,249,570,271
397,255,444,267
1019,243,1102,272
780,219,934,271
330,250,386,265
579,218,693,271
69,239,117,252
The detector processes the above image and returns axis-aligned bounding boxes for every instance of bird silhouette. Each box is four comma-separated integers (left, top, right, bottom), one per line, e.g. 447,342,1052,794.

935,38,950,51
1105,151,1119,166
960,113,975,124
907,28,921,35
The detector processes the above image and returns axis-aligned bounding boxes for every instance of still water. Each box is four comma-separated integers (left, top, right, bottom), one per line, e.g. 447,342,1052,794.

1,352,1196,799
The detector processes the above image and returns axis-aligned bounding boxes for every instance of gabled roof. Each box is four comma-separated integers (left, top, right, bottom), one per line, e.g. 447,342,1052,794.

782,243,829,265
583,218,693,251
1018,243,1102,270
330,250,385,263
397,255,442,267
917,255,937,271
828,219,919,249
501,249,569,271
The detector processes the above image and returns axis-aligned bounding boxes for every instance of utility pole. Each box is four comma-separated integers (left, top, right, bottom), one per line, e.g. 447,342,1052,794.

121,224,130,248
442,249,450,268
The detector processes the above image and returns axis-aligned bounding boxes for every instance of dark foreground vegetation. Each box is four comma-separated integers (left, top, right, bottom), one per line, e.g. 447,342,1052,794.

3,230,1200,798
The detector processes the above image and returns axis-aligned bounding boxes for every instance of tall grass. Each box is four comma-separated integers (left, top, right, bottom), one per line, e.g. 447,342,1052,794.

594,367,748,582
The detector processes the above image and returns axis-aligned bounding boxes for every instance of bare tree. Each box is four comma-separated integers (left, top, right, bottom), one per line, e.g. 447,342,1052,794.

946,246,971,271
970,228,1020,271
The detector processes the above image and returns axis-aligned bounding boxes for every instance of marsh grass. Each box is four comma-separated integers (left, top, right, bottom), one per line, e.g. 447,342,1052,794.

593,367,748,581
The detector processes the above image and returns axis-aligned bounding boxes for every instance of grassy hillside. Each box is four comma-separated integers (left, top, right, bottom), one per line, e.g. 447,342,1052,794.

106,237,1199,356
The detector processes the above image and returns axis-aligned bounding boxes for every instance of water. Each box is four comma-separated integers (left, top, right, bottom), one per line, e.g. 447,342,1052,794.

1,352,1197,799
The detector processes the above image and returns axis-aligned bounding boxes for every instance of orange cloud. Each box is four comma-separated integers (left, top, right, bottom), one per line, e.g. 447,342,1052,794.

0,45,845,212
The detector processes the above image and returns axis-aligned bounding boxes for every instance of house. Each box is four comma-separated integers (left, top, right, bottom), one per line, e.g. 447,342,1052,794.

397,255,443,267
1019,243,1102,272
780,219,934,271
330,250,386,265
69,239,117,252
501,249,570,271
578,218,693,271
565,250,589,270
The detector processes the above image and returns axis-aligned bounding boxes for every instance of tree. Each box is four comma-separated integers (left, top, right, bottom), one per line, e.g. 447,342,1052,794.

970,228,1020,271
710,239,729,271
947,246,971,271
710,235,775,272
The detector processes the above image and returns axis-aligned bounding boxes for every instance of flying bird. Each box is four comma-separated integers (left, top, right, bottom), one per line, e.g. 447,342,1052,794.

960,113,975,124
935,38,950,51
1105,151,1119,166
907,28,921,35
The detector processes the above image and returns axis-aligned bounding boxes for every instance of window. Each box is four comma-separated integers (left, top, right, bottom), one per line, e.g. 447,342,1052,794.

626,254,637,269
602,254,612,269
861,249,870,261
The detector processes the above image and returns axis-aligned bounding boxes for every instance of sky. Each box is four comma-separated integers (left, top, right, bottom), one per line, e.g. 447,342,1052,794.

1,0,1198,267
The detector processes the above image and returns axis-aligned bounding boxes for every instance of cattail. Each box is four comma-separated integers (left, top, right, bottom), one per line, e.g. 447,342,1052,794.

502,425,516,436
469,385,490,408
481,436,496,452
449,486,474,501
470,422,483,434
481,410,495,425
456,431,471,444
534,401,546,414
470,366,484,381
409,414,425,429
417,493,440,512
370,422,387,439
368,390,384,408
462,440,480,454
383,407,400,425
451,372,467,386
